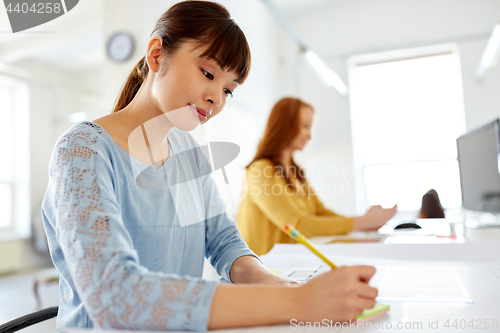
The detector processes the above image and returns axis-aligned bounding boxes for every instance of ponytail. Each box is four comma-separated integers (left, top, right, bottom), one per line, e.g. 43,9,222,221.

112,56,149,113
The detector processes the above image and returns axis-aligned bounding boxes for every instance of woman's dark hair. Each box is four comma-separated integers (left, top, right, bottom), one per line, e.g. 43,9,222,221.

112,0,251,113
247,97,313,192
419,189,445,218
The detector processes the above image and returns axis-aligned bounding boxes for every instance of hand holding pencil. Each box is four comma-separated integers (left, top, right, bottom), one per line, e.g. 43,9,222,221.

293,265,380,323
283,224,389,322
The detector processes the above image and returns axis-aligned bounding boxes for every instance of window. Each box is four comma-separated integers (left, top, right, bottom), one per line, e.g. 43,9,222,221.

0,75,30,236
348,44,466,214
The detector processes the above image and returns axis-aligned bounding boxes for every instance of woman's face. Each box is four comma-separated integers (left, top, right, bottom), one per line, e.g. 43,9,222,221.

290,106,313,151
150,39,240,131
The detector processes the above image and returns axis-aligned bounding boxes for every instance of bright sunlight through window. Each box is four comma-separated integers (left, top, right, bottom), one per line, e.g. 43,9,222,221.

0,75,30,235
349,44,466,212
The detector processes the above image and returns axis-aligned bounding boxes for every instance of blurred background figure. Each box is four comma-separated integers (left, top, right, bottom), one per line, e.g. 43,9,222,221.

237,97,396,255
419,189,445,218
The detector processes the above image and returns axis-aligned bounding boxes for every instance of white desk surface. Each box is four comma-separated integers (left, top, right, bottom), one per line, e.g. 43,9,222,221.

311,218,500,245
257,242,500,332
66,241,500,333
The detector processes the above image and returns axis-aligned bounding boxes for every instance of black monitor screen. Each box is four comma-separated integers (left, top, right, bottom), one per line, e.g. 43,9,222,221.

457,119,500,214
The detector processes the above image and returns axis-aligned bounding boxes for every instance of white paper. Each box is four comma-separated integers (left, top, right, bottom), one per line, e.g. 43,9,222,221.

372,267,473,304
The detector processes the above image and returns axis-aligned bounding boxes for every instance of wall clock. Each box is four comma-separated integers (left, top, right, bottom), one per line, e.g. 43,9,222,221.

106,32,135,63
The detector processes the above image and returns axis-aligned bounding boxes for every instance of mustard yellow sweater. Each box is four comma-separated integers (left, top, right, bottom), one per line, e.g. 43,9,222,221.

237,159,354,255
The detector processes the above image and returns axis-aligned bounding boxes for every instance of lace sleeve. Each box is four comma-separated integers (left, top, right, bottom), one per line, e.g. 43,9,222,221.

196,147,260,281
50,128,218,331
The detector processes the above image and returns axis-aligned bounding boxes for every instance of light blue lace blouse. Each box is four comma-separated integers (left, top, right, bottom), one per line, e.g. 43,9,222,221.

42,121,257,332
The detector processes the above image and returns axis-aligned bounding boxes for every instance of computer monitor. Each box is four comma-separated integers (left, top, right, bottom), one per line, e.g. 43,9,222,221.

457,119,500,214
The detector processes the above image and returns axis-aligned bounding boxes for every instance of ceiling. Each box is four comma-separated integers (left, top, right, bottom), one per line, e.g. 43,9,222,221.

0,0,103,75
0,0,340,76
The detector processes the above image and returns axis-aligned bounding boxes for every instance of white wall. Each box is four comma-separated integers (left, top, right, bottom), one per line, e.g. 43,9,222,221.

275,0,500,215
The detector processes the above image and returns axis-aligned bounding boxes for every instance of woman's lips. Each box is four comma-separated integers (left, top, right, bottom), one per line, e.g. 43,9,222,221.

197,111,207,122
188,104,208,122
196,107,209,121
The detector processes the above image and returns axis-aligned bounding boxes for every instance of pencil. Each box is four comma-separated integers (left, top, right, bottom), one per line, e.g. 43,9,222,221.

283,224,337,269
284,224,389,320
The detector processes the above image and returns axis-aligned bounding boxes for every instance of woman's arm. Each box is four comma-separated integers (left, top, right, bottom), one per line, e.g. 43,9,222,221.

310,186,344,216
46,128,219,331
246,160,353,238
230,255,294,285
208,265,378,329
311,188,397,230
353,205,397,230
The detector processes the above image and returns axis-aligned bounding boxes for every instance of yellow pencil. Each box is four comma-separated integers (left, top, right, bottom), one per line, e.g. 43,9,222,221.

284,224,389,320
284,224,337,269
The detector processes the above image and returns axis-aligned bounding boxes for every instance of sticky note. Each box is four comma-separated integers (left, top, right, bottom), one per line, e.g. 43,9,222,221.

356,303,390,321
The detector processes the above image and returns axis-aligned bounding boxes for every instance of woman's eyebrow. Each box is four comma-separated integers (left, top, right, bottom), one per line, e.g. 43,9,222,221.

201,56,240,83
200,56,222,69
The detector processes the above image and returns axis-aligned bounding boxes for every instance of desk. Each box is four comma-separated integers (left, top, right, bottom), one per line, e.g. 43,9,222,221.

66,241,500,333
257,242,500,332
312,218,500,245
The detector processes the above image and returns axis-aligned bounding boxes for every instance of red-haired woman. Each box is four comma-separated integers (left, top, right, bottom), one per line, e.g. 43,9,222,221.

42,3,378,331
237,97,396,255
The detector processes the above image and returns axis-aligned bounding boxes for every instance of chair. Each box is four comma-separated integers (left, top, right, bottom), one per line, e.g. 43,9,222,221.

33,267,60,310
0,307,58,333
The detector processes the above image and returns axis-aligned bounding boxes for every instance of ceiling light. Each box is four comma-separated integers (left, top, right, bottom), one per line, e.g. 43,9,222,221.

303,50,349,96
261,0,349,97
476,22,500,80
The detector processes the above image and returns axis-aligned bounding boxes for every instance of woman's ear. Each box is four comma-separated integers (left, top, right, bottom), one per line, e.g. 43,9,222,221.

146,36,163,73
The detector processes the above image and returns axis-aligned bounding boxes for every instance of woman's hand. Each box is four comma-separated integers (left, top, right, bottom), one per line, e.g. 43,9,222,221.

353,205,397,231
293,265,378,323
208,265,377,329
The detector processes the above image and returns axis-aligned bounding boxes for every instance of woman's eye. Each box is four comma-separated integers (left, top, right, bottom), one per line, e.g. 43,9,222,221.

224,88,233,98
202,69,214,80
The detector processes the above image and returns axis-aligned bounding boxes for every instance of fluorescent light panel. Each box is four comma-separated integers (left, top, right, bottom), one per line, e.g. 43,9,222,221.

481,24,500,68
476,22,500,80
303,50,349,96
261,0,349,97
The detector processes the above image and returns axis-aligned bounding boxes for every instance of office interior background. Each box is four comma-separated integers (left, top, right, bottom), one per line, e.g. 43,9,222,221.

1,0,500,330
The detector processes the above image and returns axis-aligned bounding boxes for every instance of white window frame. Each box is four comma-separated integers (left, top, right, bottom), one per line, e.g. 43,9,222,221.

0,74,30,238
347,43,466,217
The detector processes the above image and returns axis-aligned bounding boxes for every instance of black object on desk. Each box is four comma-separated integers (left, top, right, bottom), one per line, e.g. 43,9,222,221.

394,222,422,229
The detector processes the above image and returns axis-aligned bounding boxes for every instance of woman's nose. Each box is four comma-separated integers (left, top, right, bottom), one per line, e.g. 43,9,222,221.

206,90,222,106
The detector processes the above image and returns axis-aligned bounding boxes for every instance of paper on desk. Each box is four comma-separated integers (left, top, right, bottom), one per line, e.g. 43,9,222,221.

277,266,330,282
274,264,473,304
371,267,473,304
